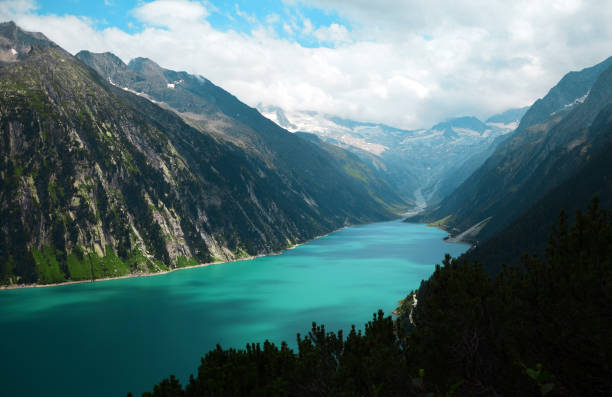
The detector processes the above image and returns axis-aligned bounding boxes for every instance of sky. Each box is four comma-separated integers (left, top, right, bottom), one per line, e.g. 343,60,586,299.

1,0,611,129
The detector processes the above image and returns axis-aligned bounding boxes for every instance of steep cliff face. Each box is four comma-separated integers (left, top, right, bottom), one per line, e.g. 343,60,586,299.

412,56,612,243
0,23,404,285
76,50,408,212
462,105,612,272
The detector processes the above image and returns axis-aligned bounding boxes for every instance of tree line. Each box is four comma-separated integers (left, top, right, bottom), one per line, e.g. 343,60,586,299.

133,198,611,396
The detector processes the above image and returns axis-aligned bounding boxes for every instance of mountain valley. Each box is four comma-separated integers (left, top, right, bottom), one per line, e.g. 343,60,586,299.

258,106,526,205
1,8,611,396
3,19,611,285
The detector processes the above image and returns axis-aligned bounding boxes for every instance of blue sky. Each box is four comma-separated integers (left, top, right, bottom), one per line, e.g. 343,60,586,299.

34,0,351,48
2,0,612,128
34,0,138,31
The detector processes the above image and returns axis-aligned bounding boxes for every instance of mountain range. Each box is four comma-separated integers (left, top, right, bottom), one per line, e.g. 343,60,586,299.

0,21,407,285
257,105,526,206
411,54,612,269
2,19,611,284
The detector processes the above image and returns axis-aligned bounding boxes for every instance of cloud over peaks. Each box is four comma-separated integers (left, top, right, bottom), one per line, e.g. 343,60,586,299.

1,0,611,129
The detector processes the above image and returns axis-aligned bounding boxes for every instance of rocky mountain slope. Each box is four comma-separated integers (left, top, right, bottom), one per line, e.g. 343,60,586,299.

462,106,612,272
75,50,408,213
0,21,53,66
0,22,406,285
258,106,524,205
412,55,612,246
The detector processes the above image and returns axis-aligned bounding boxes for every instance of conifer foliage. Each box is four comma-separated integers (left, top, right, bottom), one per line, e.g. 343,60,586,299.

139,199,611,396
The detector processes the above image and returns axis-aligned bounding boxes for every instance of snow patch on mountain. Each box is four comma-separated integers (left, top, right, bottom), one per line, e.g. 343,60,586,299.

551,91,590,116
108,77,164,105
486,121,518,134
565,91,589,108
257,105,525,204
166,79,183,89
339,135,388,155
453,128,482,137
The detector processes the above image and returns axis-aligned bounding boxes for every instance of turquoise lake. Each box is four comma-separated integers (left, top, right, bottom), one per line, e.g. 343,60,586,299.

0,221,468,396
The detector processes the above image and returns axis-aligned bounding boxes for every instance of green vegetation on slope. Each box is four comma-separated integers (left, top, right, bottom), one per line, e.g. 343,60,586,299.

138,198,612,396
427,214,454,229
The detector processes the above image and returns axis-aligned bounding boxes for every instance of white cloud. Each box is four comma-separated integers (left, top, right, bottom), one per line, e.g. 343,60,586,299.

1,0,612,129
302,17,313,34
265,13,280,25
282,22,293,35
313,23,349,44
234,4,257,24
0,0,36,15
133,0,208,28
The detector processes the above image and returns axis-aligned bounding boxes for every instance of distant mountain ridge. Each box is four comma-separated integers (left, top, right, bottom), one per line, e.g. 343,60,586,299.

432,116,489,135
0,22,406,285
486,106,529,125
258,106,525,205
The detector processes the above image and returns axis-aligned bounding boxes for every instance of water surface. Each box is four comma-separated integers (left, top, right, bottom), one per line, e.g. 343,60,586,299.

0,221,467,396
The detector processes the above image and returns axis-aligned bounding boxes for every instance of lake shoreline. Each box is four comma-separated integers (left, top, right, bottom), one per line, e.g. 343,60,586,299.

0,225,346,291
0,211,444,291
427,224,478,246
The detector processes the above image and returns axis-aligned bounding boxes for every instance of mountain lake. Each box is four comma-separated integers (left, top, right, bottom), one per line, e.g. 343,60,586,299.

0,220,468,396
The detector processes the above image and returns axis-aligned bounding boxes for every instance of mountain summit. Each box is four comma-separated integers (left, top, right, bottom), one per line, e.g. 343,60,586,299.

0,21,56,65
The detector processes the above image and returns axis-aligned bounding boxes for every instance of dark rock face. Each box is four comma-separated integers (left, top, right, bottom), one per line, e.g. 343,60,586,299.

413,56,612,258
0,21,56,66
519,56,612,129
76,50,407,213
0,24,406,285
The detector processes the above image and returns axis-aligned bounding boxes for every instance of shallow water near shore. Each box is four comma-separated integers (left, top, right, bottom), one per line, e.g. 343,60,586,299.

0,220,468,397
